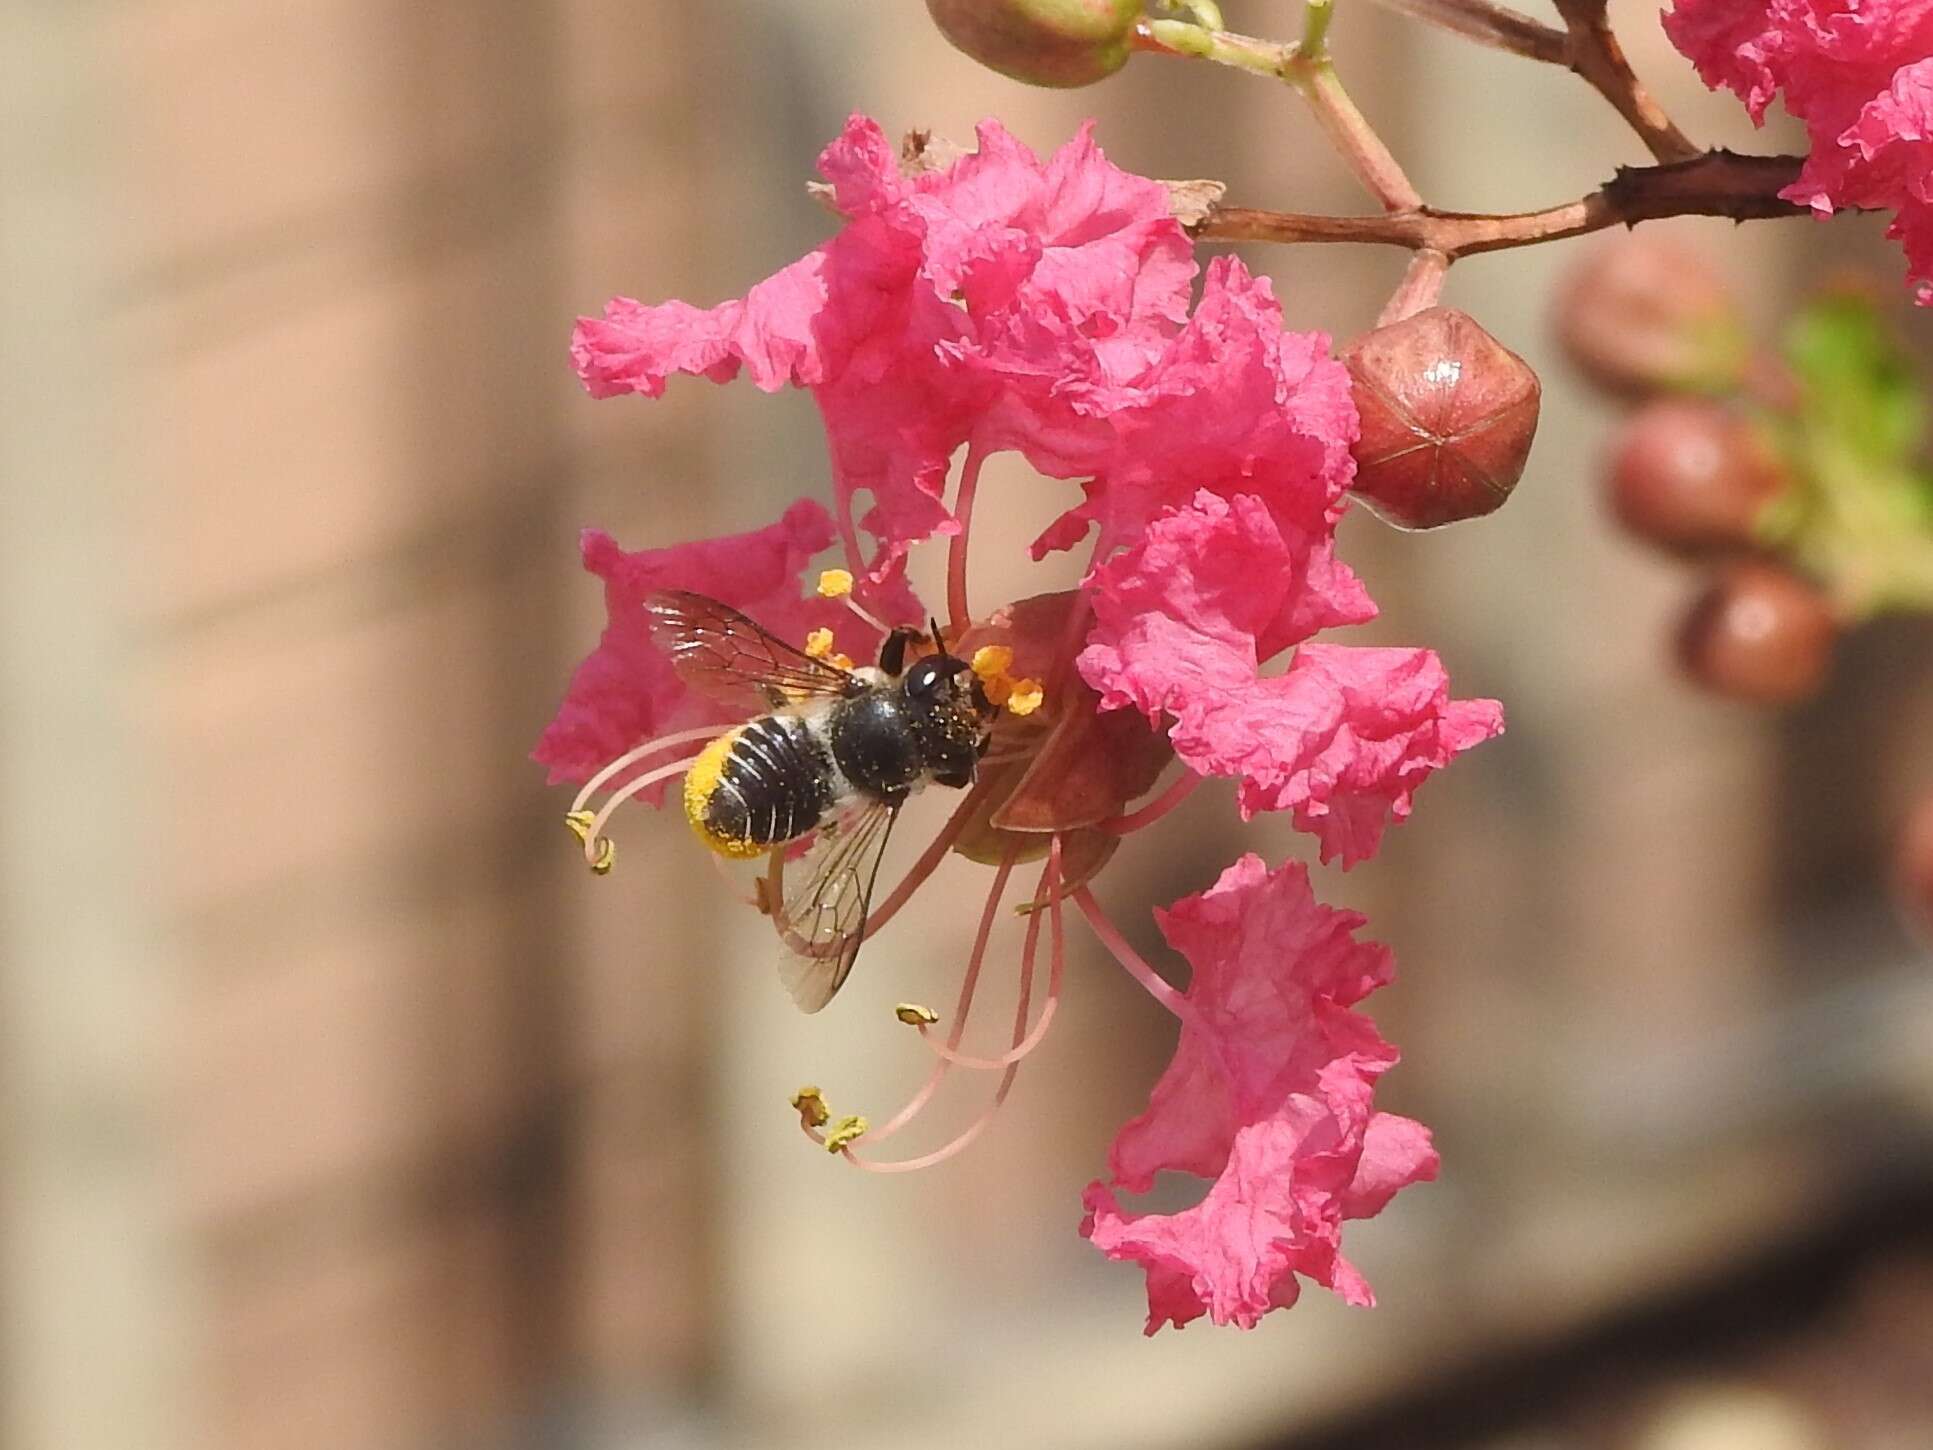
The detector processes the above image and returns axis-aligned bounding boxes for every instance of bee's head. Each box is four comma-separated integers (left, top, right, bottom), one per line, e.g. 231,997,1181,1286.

901,651,989,721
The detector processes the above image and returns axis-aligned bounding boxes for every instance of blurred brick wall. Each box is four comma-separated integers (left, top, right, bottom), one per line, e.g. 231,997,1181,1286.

114,5,724,1445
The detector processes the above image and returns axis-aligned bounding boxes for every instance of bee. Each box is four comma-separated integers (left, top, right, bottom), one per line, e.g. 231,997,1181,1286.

647,590,995,1012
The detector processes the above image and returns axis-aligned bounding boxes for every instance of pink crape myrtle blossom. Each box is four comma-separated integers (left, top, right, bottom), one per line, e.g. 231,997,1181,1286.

1082,854,1437,1331
1664,0,1933,301
545,114,1503,1330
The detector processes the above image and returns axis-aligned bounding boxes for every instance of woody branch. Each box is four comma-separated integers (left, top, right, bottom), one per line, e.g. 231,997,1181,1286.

1193,150,1809,259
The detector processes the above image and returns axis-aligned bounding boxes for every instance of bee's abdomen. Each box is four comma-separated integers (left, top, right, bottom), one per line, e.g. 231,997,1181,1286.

683,715,834,858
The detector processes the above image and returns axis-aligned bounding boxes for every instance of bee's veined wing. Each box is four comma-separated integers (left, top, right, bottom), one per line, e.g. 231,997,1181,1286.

645,589,858,712
773,800,899,1013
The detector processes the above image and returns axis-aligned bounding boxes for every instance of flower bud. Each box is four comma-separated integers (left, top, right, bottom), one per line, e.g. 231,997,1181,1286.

1675,561,1837,704
1555,234,1748,398
925,0,1141,87
1893,792,1933,944
1342,306,1542,530
1608,399,1786,557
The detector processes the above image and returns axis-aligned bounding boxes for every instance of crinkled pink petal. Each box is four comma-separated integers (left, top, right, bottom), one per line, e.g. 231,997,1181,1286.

571,113,1211,592
1188,644,1507,865
531,499,879,802
1015,257,1359,558
1077,492,1499,866
1082,855,1439,1332
1664,0,1933,300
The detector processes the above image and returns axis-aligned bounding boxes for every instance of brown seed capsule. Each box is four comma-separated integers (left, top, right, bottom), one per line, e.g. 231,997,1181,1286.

925,0,1141,87
1342,306,1542,530
1676,561,1838,705
1608,399,1786,557
1554,234,1748,398
1893,793,1933,944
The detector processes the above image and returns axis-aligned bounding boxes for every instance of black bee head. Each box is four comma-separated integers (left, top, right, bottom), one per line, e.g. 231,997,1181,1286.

901,652,977,713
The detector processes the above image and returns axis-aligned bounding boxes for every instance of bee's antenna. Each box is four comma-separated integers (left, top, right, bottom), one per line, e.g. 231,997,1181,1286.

929,616,947,656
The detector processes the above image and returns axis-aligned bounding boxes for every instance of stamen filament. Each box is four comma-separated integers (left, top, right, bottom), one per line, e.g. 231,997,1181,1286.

861,778,991,940
1098,770,1202,835
581,755,701,868
1074,883,1192,1020
918,836,1064,1071
947,440,989,638
707,849,764,909
861,846,1018,1144
569,723,726,815
845,841,1055,1172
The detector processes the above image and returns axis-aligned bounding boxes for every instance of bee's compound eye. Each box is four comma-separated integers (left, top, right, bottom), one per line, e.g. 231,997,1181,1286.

905,658,945,700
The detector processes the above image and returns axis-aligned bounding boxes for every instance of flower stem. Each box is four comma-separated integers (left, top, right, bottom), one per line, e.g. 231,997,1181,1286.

1132,17,1297,75
1378,247,1451,324
1552,0,1699,164
1292,61,1424,212
1074,885,1191,1020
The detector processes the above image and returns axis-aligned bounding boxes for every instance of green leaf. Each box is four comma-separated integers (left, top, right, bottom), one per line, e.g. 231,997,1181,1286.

1765,291,1933,616
1783,291,1925,466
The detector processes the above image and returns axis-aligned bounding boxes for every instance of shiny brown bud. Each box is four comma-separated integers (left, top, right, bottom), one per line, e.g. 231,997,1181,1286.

1342,306,1542,530
925,0,1141,87
1608,399,1786,557
1676,561,1837,705
1555,234,1748,398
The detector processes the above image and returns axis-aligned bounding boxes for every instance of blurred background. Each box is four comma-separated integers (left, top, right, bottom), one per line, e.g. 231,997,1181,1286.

5,2,1932,1447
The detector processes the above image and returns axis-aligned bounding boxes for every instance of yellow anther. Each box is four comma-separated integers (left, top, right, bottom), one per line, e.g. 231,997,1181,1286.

566,811,616,873
894,1003,940,1026
817,568,854,598
830,653,855,672
1005,679,1045,717
790,1085,831,1129
824,1114,870,1153
970,644,1015,680
804,627,837,659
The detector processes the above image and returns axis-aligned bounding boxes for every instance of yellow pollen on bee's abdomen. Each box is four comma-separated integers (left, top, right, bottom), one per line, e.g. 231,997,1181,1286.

683,726,766,859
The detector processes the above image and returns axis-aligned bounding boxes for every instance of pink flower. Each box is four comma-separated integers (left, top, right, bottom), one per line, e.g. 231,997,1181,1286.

1078,490,1503,865
533,500,868,803
548,115,1502,1332
573,114,1194,603
1082,854,1438,1332
1664,0,1933,300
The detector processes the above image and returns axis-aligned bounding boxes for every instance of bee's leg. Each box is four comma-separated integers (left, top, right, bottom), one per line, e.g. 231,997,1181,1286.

933,764,975,789
974,731,991,758
877,626,925,677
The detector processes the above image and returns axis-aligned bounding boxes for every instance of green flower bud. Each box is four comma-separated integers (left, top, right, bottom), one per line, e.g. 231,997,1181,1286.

925,0,1142,87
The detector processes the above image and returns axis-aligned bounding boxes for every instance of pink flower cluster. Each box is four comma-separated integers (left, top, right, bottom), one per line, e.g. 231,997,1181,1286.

1665,0,1933,301
546,115,1502,1330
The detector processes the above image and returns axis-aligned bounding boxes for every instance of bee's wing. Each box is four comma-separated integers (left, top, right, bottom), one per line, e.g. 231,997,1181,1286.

646,589,859,712
773,799,899,1013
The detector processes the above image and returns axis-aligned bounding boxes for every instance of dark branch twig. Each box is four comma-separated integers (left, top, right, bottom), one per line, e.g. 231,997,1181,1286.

1193,151,1808,259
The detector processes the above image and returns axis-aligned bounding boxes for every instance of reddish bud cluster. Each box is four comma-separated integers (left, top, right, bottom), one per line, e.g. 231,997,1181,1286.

1555,236,1840,706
